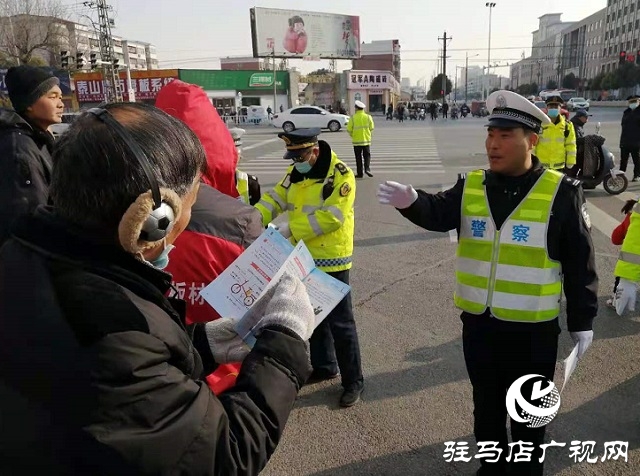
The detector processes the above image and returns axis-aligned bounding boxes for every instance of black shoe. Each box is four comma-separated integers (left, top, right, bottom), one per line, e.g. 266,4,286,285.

355,174,364,179
339,386,363,407
365,170,373,177
306,369,339,385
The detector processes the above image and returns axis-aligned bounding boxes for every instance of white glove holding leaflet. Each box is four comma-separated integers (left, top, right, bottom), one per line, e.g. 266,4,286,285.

205,318,251,364
570,330,593,360
377,181,418,209
613,278,637,316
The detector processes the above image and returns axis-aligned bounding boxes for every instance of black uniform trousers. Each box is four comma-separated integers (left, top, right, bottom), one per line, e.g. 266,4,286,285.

619,146,640,178
309,269,364,391
353,146,371,177
463,320,559,476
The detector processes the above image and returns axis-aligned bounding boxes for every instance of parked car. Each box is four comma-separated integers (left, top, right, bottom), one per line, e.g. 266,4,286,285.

50,112,80,138
566,97,590,111
271,106,349,132
533,101,570,120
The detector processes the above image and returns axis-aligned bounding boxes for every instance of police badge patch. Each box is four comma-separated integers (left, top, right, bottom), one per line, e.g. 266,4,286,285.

496,94,507,108
340,182,351,197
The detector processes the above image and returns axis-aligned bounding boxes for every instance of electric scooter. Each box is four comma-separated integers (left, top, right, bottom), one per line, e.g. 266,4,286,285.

577,123,628,195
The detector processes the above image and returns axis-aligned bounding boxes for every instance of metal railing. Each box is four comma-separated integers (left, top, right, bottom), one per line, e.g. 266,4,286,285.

221,115,273,127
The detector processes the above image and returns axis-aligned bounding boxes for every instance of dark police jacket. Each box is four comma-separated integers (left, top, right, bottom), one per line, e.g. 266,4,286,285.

399,157,598,334
0,207,311,475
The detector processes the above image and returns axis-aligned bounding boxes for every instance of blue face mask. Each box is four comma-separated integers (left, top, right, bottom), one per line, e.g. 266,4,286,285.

630,102,639,110
547,109,560,118
294,161,313,174
143,241,175,270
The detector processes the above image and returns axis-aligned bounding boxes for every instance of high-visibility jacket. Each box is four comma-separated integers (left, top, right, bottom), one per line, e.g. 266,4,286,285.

236,169,250,204
346,110,375,146
255,152,355,272
614,203,640,281
454,168,564,322
534,115,577,169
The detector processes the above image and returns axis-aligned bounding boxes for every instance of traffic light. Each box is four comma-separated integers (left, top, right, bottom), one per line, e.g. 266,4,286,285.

620,51,626,65
90,52,98,70
76,52,85,70
112,57,120,70
60,50,70,69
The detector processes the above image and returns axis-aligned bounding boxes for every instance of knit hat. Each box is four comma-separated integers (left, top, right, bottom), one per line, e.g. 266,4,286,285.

5,65,60,113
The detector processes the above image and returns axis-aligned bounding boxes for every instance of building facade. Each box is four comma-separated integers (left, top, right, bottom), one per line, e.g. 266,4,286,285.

531,14,575,87
220,56,267,71
352,40,401,82
602,0,640,74
346,69,401,114
559,8,606,83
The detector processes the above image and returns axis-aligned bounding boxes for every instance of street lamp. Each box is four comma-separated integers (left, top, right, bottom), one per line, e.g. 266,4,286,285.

465,53,480,103
485,2,497,100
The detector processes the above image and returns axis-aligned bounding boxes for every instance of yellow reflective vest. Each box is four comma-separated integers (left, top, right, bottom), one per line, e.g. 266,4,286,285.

454,169,563,322
614,204,640,281
534,115,577,169
255,152,355,272
346,110,374,146
236,169,250,204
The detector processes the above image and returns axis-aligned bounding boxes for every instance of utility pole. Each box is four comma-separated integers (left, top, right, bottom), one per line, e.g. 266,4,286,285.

465,53,469,103
83,0,123,102
272,47,277,113
485,3,497,100
438,31,452,105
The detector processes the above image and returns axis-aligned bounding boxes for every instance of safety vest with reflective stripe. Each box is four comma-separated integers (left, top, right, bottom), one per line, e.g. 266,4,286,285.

236,169,250,204
534,116,577,169
454,169,563,322
346,110,374,146
254,152,355,272
614,204,640,281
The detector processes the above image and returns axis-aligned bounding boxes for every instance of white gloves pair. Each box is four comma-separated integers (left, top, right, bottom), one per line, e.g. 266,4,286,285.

377,181,418,209
205,272,314,364
612,278,637,316
569,330,593,360
268,221,292,239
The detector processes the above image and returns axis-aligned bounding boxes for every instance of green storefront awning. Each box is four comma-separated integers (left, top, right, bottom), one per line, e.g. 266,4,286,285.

178,69,289,91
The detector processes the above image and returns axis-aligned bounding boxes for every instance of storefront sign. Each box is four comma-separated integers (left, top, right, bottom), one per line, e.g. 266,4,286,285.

347,70,400,95
249,72,274,87
179,69,289,92
74,69,179,103
299,74,335,84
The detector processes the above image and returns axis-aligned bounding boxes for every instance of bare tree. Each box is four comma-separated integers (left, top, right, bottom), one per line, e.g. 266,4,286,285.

0,0,69,66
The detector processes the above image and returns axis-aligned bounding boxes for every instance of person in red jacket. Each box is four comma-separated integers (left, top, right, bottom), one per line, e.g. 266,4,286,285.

608,198,638,305
156,80,264,394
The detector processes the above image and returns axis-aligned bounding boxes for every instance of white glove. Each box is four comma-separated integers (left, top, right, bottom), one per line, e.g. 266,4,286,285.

205,318,251,364
276,221,292,239
613,278,637,316
377,181,418,209
253,271,315,341
570,330,594,360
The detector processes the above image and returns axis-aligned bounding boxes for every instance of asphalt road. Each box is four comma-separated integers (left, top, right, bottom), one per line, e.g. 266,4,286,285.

239,107,639,476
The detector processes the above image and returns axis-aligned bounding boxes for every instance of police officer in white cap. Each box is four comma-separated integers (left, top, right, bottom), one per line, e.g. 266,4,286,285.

377,90,597,476
347,100,375,178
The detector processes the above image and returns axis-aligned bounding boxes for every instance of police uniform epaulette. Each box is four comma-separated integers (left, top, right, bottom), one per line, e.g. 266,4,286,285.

458,172,467,181
335,162,348,175
563,175,581,187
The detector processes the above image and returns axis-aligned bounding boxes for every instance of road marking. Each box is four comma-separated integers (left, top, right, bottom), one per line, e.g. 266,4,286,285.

242,137,279,151
585,199,620,238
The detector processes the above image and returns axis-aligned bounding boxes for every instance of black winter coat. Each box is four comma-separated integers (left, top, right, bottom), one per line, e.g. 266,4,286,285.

0,108,54,244
398,157,598,335
620,107,640,148
0,207,311,475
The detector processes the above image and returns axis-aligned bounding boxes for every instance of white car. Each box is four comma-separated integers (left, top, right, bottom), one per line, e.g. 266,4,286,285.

271,106,349,132
50,112,80,138
566,97,590,111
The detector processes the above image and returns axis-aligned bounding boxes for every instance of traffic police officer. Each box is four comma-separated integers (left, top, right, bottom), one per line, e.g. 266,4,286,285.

347,100,375,178
535,95,577,172
255,128,364,407
230,127,261,205
377,90,598,476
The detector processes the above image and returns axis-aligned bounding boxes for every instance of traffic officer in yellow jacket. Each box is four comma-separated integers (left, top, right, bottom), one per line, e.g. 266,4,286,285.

534,95,577,173
612,201,640,314
347,100,375,178
255,128,364,407
377,91,598,476
230,127,261,205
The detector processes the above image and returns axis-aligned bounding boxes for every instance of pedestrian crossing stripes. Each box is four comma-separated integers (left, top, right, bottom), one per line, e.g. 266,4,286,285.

586,190,639,238
241,127,444,175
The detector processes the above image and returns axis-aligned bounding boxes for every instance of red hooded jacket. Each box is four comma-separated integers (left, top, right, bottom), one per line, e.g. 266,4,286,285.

156,81,263,394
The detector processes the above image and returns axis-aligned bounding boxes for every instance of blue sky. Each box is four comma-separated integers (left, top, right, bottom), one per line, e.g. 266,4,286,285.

60,0,607,83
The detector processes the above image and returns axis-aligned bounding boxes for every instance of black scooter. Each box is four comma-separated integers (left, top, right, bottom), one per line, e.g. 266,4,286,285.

577,124,628,195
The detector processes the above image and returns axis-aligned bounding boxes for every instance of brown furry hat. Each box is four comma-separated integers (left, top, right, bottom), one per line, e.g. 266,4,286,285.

118,188,182,254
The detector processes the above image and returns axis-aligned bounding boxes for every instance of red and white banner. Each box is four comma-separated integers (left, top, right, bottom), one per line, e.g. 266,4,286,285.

74,70,179,103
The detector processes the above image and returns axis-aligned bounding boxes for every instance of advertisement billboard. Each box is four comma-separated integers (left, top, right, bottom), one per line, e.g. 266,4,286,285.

250,7,360,59
74,69,178,103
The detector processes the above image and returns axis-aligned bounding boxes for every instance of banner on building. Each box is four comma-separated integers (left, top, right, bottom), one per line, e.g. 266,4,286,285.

73,69,179,103
250,7,360,59
299,74,335,84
